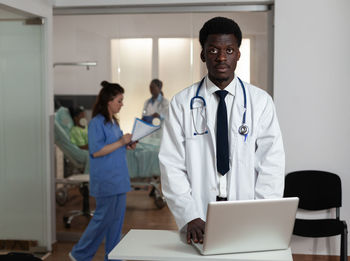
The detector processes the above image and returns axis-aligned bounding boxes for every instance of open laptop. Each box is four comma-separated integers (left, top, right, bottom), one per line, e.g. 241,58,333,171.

192,197,299,255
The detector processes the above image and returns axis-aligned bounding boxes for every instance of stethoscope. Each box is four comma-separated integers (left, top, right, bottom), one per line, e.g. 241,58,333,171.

190,77,249,141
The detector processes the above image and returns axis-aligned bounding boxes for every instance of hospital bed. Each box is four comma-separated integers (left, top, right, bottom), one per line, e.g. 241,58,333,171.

127,136,165,209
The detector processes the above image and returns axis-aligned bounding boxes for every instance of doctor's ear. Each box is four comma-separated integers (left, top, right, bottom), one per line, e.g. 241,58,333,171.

200,50,205,62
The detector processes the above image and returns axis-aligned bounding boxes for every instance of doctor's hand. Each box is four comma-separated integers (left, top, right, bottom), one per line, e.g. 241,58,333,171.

187,218,206,244
152,112,160,118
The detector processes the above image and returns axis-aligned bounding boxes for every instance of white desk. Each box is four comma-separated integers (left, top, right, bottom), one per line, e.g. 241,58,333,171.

109,229,293,261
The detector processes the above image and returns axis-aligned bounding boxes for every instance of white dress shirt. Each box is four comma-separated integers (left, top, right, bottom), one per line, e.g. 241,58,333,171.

205,76,238,198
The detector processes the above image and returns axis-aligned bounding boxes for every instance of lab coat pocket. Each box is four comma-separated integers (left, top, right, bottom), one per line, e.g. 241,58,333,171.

233,134,256,166
186,105,208,139
185,109,209,154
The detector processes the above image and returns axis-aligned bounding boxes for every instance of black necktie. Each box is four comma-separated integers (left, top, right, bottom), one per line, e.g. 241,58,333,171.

215,90,229,175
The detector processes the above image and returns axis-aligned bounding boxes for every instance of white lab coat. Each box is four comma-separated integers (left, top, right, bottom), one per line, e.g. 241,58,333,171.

159,76,285,230
142,95,169,140
142,94,169,120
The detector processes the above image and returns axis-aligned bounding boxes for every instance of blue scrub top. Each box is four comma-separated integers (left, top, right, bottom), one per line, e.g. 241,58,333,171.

88,114,131,197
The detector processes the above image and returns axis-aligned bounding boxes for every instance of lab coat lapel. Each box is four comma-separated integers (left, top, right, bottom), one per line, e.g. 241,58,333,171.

200,80,218,189
200,80,216,155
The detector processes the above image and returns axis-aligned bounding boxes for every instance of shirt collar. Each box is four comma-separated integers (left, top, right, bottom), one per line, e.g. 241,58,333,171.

149,93,162,104
205,75,237,97
156,93,163,102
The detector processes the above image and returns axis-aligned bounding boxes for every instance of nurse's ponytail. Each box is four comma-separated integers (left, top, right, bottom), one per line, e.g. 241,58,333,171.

92,81,124,124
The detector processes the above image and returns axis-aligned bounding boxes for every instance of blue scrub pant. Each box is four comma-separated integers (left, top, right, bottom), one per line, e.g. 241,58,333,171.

71,193,126,261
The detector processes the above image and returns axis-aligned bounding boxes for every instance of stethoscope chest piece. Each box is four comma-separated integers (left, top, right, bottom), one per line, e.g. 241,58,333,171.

238,124,249,135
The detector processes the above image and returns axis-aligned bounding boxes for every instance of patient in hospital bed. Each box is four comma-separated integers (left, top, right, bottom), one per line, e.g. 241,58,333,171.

69,106,88,150
55,106,89,174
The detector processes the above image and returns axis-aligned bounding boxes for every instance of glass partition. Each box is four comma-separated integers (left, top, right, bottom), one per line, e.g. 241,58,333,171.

0,19,47,246
111,38,153,132
158,38,204,100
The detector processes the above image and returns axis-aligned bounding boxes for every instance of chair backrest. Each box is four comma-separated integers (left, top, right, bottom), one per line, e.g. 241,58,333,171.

284,170,342,210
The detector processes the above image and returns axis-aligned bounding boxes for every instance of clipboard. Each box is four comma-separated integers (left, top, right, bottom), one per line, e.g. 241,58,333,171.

131,118,161,142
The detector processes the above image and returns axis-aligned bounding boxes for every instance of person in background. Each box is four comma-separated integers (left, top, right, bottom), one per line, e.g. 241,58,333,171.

69,106,88,150
159,17,285,244
69,81,137,261
141,79,169,125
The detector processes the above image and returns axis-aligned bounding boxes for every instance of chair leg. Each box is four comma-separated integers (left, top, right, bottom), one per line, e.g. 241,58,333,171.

340,221,348,261
63,182,93,228
80,182,90,215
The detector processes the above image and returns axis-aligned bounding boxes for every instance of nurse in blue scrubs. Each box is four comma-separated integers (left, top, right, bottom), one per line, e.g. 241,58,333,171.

70,81,137,261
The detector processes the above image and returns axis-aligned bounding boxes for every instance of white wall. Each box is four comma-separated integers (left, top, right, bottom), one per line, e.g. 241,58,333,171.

274,0,350,256
0,0,54,250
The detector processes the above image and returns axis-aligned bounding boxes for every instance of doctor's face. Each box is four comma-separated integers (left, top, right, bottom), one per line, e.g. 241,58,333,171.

201,34,240,89
150,82,161,99
108,93,124,115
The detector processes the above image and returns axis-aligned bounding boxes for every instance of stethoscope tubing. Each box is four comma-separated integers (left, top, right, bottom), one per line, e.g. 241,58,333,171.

237,77,247,125
191,76,248,140
190,78,206,110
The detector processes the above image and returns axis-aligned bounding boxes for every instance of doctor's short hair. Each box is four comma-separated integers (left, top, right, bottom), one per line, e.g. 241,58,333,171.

199,16,242,48
150,79,163,90
92,80,124,123
150,78,164,96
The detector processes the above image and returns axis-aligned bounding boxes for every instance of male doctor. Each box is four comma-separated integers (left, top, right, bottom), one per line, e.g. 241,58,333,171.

159,17,285,244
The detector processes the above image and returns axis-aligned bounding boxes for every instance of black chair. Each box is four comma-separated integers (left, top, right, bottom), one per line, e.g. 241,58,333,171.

284,170,348,261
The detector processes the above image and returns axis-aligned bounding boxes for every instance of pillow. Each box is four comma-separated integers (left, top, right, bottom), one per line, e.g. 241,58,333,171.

55,107,74,136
